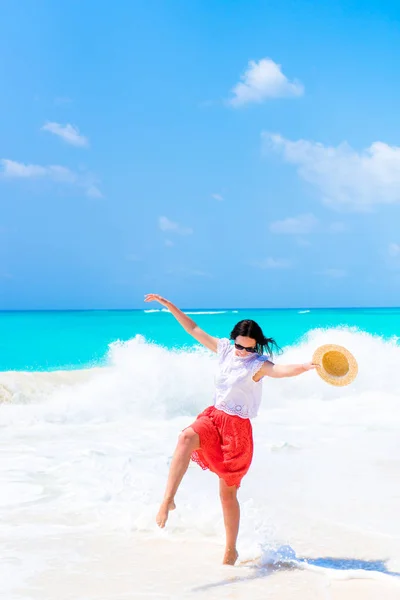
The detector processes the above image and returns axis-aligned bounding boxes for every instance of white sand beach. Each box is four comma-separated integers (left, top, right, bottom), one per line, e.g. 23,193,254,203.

3,530,400,600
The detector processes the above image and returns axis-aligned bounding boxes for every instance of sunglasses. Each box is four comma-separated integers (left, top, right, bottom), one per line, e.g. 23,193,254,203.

234,342,257,353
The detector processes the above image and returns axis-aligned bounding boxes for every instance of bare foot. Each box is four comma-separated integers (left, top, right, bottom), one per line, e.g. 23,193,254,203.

156,500,176,528
223,547,239,565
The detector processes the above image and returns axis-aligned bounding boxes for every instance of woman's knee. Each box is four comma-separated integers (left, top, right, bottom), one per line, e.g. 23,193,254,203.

178,428,199,451
219,482,238,504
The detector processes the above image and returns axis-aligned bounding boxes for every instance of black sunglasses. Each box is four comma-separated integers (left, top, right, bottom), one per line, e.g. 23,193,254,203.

234,342,257,353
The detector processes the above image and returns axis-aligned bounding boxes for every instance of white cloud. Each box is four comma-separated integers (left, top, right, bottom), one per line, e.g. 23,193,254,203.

85,184,103,199
165,239,174,247
158,216,193,235
319,268,347,279
329,221,348,233
42,122,88,147
251,257,293,270
212,193,224,201
264,133,400,211
270,213,318,234
0,159,102,198
229,58,303,107
1,159,74,181
388,243,400,257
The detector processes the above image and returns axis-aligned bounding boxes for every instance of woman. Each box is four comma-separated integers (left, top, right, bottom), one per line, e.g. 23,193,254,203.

144,294,316,565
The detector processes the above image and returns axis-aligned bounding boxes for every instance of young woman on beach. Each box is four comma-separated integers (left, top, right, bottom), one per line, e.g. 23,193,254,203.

144,294,317,565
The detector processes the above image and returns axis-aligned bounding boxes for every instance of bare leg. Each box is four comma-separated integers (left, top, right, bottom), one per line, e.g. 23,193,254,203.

219,479,240,565
156,427,200,528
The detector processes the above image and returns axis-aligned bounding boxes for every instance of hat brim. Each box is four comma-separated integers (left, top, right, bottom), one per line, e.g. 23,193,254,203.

312,344,358,387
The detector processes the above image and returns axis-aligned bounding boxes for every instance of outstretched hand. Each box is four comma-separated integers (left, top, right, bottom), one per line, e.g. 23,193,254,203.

303,362,319,371
144,293,170,308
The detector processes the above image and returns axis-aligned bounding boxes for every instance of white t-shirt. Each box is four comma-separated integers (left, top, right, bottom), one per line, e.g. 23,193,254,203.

213,338,271,419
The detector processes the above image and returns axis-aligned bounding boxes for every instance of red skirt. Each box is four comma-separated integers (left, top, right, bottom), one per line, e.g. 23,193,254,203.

189,406,253,488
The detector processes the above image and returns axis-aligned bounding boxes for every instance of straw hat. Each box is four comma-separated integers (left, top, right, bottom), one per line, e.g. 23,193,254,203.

312,344,358,387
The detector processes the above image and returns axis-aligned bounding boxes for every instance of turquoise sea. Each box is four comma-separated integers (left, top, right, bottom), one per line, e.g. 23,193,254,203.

1,307,399,371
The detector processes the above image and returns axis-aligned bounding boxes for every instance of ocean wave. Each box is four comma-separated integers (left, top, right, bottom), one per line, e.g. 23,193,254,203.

0,368,100,404
1,327,400,417
184,310,227,315
145,309,237,315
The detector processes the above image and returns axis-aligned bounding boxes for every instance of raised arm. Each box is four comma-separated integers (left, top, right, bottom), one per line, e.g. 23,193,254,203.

254,360,317,381
144,294,218,353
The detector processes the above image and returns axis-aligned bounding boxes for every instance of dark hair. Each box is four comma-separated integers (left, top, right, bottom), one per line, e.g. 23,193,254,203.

230,319,281,357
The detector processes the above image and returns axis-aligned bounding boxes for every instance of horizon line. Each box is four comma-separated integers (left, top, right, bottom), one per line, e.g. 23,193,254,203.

0,305,399,313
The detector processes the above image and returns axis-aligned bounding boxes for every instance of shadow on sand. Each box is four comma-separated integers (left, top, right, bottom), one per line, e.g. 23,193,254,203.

192,551,400,594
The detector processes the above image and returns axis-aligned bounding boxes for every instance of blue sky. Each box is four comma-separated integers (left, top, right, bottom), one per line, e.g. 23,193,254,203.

1,0,400,309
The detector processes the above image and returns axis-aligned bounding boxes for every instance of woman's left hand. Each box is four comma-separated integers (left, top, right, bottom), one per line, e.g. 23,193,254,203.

302,362,319,371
